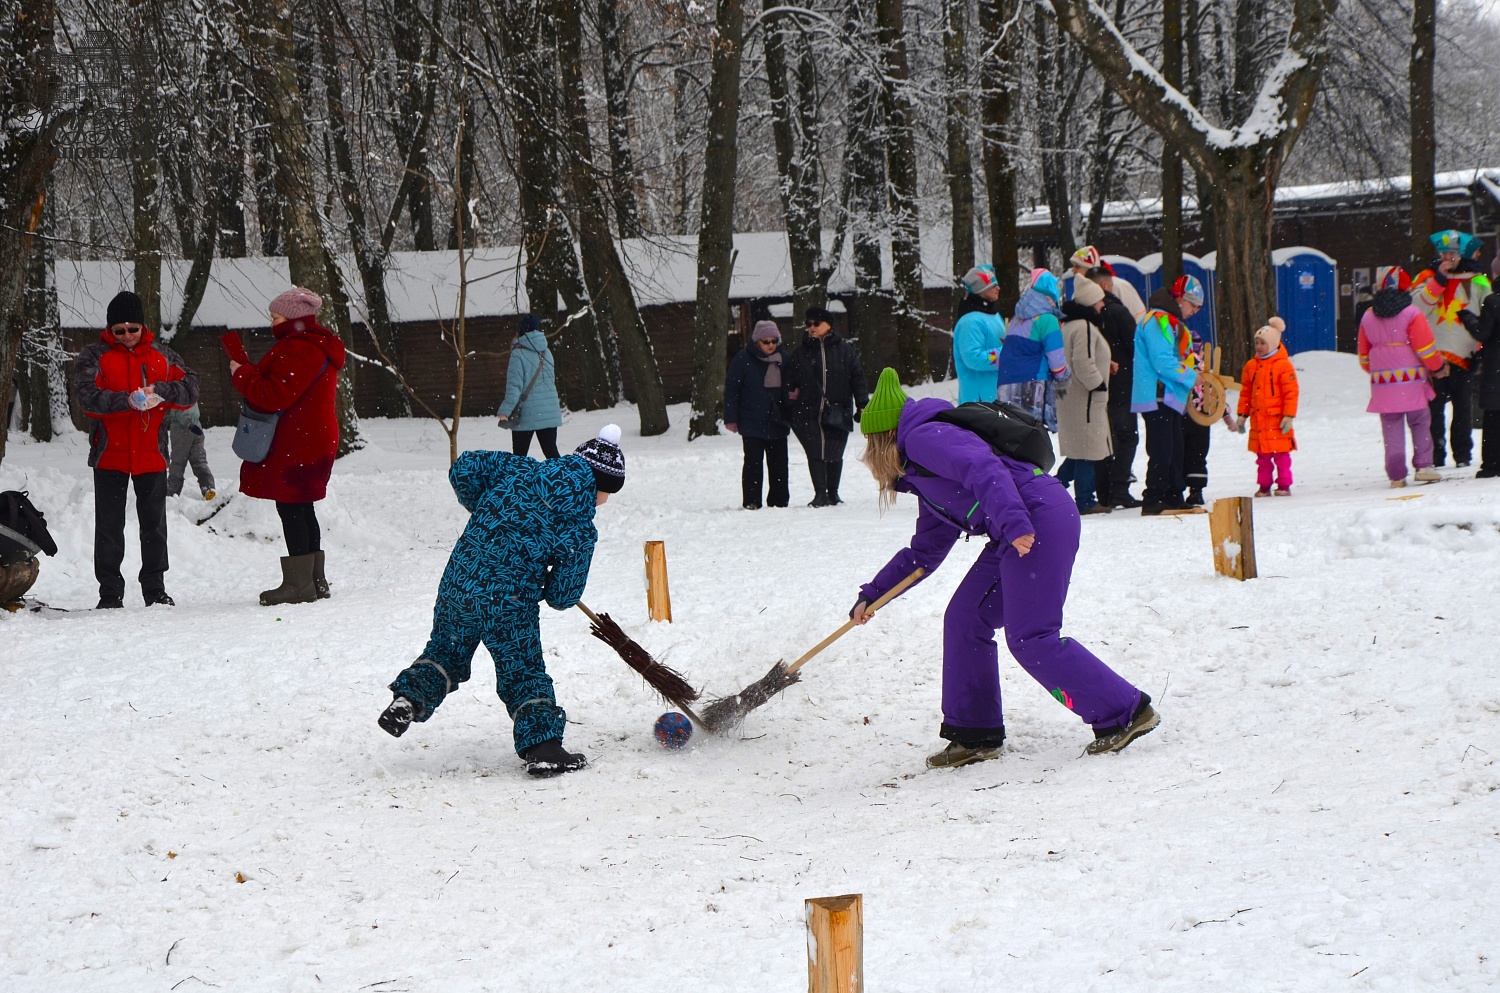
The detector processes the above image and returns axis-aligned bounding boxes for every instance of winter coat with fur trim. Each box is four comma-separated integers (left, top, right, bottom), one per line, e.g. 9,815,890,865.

230,316,346,503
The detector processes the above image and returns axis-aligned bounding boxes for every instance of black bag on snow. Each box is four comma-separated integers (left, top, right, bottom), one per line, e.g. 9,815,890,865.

908,401,1056,474
0,490,59,566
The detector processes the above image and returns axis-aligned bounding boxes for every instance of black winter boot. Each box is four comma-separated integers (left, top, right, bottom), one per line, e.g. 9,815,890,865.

825,460,844,505
378,696,415,737
806,460,830,507
312,550,331,600
1185,487,1205,507
260,554,318,606
521,739,588,777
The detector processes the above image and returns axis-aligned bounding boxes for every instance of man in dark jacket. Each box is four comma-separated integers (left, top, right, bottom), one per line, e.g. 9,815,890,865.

786,306,869,506
1088,266,1142,508
724,320,792,508
1471,257,1500,478
75,291,199,608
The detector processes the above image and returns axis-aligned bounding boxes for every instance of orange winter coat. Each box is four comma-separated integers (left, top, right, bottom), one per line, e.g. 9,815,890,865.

1237,345,1299,454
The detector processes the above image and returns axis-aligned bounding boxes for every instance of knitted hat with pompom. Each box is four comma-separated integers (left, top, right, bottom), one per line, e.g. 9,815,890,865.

575,424,626,493
1254,316,1286,353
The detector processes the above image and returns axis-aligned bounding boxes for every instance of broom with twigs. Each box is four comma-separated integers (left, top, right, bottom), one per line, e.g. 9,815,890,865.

577,603,706,723
698,567,925,732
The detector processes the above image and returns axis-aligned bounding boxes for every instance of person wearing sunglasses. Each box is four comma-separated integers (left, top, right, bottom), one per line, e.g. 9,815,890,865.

74,290,200,608
723,320,792,509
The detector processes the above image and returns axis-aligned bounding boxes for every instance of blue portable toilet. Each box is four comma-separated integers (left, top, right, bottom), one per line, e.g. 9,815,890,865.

1181,253,1217,345
1274,248,1337,354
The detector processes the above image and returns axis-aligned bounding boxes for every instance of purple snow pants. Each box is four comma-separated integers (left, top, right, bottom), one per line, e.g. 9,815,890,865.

940,485,1141,744
1381,408,1434,481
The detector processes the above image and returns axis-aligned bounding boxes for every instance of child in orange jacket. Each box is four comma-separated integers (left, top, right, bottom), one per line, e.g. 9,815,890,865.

1236,317,1300,496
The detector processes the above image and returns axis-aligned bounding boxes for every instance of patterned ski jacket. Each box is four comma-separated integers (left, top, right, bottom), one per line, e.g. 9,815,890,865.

1410,268,1490,369
1357,290,1443,414
1130,309,1197,414
437,450,598,611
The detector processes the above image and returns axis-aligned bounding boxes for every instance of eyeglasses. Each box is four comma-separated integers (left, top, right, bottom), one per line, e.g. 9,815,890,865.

758,338,780,346
114,325,144,335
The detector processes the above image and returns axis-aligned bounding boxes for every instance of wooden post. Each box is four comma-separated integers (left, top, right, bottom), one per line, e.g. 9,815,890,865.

644,540,672,622
806,893,863,993
1209,496,1257,581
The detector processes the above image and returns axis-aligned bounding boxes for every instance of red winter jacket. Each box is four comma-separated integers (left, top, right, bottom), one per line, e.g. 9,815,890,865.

75,329,199,475
231,317,347,503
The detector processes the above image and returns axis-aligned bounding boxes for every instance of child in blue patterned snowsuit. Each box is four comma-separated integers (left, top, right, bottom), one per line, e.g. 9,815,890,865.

378,426,627,777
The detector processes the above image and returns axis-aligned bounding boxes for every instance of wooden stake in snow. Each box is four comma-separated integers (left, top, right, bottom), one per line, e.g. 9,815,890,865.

644,540,672,622
1210,496,1257,581
806,894,863,993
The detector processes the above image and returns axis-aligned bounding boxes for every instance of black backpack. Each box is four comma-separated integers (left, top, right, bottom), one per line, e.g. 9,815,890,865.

0,490,59,566
905,401,1056,475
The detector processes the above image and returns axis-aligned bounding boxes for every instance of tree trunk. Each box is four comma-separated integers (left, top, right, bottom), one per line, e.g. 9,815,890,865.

239,0,362,454
495,5,618,410
979,0,1020,313
598,0,644,238
1409,0,1436,269
557,0,669,435
944,0,975,302
844,0,887,374
390,0,437,251
217,74,249,259
20,203,60,442
0,0,61,468
130,30,162,333
317,0,408,417
1160,0,1183,282
876,0,927,384
1209,155,1277,371
687,0,744,439
446,94,477,250
764,3,826,321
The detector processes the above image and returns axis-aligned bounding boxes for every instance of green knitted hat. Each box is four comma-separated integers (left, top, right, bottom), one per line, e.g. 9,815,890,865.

860,367,909,434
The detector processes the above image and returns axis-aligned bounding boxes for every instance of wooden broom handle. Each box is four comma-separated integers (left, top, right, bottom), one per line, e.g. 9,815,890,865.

577,602,602,625
784,567,925,677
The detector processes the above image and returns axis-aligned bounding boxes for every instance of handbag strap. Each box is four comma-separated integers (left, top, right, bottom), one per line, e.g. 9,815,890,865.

508,343,549,415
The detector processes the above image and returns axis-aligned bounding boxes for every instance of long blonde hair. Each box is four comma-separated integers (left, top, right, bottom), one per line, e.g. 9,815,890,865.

859,429,905,511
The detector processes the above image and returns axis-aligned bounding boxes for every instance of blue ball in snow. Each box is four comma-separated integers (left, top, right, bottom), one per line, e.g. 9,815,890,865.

653,712,693,750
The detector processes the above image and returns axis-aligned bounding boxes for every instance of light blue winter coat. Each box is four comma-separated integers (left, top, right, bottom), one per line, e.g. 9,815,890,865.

1130,310,1198,414
500,330,562,431
953,303,1005,404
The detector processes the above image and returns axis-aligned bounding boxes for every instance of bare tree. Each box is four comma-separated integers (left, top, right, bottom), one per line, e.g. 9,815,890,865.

687,0,744,439
1045,0,1339,371
979,0,1021,312
1409,0,1435,267
944,0,976,296
875,0,926,384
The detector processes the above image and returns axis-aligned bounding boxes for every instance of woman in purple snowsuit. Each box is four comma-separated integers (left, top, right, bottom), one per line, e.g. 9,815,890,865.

852,367,1159,768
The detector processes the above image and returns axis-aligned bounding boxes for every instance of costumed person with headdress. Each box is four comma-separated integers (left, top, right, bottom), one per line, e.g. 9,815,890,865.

1411,230,1491,468
848,368,1160,770
1132,276,1205,515
1360,267,1446,487
377,426,627,778
1068,246,1146,320
996,269,1070,430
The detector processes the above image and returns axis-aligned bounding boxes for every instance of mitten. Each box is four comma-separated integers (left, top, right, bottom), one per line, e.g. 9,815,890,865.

1280,416,1294,433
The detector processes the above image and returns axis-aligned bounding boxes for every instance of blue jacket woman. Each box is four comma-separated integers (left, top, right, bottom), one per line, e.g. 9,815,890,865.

953,265,1005,403
380,427,628,777
500,316,563,458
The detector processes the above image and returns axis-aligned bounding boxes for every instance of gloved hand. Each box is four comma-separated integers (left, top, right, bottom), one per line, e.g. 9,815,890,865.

1053,381,1068,399
1280,416,1295,433
853,408,862,423
725,422,738,434
1237,417,1248,434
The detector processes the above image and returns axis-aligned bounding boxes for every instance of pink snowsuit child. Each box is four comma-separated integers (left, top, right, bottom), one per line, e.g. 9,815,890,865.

1358,267,1445,486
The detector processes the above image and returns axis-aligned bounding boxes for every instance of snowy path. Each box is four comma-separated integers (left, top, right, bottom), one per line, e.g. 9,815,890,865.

4,353,1498,990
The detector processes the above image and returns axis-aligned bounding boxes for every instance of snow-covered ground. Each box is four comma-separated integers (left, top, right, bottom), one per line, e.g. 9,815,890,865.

4,352,1498,991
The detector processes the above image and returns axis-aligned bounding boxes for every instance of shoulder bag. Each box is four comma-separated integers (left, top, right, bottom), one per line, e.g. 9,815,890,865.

233,358,331,464
497,346,549,429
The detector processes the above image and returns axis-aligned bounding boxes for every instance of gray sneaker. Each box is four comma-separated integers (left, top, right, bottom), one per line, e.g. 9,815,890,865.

1087,698,1161,755
926,741,1003,769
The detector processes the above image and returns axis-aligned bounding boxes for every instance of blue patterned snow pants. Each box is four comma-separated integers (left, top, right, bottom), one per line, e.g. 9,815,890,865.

389,595,566,755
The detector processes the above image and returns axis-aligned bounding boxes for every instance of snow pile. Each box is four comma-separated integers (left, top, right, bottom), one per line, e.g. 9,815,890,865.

3,356,1498,990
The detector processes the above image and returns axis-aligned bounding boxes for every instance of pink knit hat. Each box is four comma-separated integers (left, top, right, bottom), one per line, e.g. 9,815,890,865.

268,287,323,321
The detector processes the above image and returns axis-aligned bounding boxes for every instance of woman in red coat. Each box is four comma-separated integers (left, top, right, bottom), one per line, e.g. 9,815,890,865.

229,287,346,605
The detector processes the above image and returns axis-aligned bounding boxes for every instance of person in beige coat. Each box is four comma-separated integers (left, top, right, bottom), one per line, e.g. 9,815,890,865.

1055,278,1113,513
